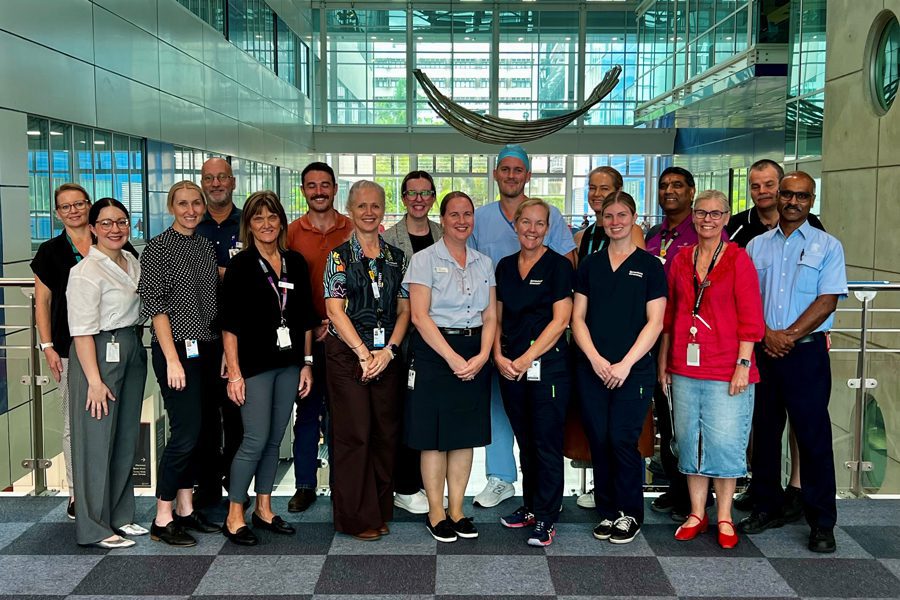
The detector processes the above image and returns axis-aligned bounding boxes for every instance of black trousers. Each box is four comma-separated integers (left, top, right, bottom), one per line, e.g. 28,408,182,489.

654,382,689,509
499,358,569,524
751,335,837,529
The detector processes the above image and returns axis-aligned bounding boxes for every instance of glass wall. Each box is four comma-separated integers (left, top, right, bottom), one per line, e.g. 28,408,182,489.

784,0,825,165
176,0,226,33
585,11,639,125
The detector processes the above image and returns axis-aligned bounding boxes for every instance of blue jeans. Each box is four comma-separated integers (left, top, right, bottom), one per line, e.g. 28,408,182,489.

293,341,326,490
485,371,518,483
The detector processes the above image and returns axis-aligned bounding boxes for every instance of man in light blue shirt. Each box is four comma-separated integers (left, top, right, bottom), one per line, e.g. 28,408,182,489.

469,145,576,509
741,171,848,554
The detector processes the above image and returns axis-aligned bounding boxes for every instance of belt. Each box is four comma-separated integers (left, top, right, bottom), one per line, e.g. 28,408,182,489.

439,326,482,337
795,331,826,344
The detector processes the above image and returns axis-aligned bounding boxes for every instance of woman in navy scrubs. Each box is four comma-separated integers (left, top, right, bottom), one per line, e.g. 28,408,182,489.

494,198,574,547
571,191,667,544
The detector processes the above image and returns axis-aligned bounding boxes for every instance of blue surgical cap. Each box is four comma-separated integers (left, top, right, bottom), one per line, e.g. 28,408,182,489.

496,144,530,171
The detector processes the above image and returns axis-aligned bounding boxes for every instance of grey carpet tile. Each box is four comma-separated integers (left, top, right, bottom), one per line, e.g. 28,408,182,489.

770,558,900,598
217,522,334,555
878,557,900,580
0,521,33,550
437,596,556,600
310,596,433,600
658,557,796,598
67,596,190,600
328,523,437,555
72,556,215,596
833,500,900,526
40,499,74,523
0,555,103,595
117,531,227,556
435,555,554,596
194,596,310,600
194,555,325,595
547,556,675,597
555,596,678,600
747,526,872,559
0,522,108,555
0,497,67,522
435,523,547,556
640,524,764,558
315,555,436,595
543,523,655,557
840,526,900,558
0,596,66,600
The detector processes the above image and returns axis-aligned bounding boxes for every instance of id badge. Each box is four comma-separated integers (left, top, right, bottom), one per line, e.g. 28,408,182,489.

276,326,292,350
371,281,381,299
373,327,386,348
228,247,240,258
527,359,541,381
407,368,416,390
278,281,295,290
185,339,199,359
106,342,120,363
686,343,700,367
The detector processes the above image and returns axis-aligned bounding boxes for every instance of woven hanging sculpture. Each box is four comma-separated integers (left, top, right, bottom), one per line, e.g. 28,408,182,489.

413,65,622,144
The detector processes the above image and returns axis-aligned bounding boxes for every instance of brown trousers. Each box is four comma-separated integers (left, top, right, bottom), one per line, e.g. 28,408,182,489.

325,335,403,534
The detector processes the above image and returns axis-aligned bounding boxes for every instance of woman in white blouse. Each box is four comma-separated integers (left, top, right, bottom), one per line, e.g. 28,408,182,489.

67,198,147,549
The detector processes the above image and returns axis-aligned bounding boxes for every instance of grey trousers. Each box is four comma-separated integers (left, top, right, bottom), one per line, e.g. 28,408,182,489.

59,358,73,496
228,365,300,504
69,327,147,545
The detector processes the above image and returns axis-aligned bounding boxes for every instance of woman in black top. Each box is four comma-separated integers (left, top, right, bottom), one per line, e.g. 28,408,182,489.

138,181,223,547
323,180,410,541
571,191,667,545
221,191,316,546
574,167,645,264
494,198,574,548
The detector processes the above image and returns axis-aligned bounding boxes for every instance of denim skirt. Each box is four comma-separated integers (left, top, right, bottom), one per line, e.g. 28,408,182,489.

671,374,753,478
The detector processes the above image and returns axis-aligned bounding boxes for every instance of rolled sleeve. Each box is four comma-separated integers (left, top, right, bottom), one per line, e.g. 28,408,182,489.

323,250,347,299
66,274,101,336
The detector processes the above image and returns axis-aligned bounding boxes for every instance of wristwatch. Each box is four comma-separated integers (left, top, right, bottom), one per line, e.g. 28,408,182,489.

736,358,751,368
39,342,54,351
387,343,400,360
304,355,314,366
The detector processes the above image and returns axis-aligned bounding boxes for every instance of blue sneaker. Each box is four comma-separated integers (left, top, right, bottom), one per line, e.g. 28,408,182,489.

527,521,555,547
500,506,535,528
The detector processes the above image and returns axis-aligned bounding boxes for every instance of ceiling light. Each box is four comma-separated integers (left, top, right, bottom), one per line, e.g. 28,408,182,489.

94,140,106,145
49,131,63,136
517,36,524,41
612,36,619,41
371,35,377,40
26,130,41,136
417,36,423,40
565,37,571,41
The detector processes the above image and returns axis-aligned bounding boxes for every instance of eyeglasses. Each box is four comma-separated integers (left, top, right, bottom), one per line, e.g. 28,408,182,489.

57,200,89,213
201,174,233,183
692,209,729,220
96,218,129,231
778,189,813,202
403,190,435,200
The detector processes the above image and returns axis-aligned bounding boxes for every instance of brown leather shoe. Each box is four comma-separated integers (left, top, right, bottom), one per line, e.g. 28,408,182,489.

377,523,390,535
352,528,382,541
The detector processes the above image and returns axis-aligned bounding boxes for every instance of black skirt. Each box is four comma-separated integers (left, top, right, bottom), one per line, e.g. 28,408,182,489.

404,329,492,451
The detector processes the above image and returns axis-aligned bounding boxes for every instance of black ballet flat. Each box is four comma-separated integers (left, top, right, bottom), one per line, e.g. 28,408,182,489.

223,525,259,546
251,512,296,535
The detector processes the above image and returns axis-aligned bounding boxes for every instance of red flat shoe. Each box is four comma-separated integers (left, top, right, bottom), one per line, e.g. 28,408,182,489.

674,513,709,541
718,520,739,549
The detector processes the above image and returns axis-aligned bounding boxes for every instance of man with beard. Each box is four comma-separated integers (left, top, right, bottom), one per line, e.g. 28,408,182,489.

742,171,847,553
286,162,352,512
469,145,576,509
194,157,243,507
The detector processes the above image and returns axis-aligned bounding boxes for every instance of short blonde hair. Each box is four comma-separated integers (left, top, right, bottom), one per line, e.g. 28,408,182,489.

694,189,730,212
345,180,385,213
514,197,551,225
167,180,208,212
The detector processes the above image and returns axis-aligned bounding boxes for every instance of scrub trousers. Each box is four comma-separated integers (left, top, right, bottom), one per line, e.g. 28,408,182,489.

69,327,147,545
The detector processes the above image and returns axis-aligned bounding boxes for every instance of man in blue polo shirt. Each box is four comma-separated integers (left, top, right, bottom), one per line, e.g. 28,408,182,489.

469,145,576,508
741,171,847,553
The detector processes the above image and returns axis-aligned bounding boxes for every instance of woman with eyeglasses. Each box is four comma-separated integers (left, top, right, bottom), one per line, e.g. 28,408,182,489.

324,180,410,541
137,181,223,547
382,170,443,515
66,198,146,548
658,190,764,549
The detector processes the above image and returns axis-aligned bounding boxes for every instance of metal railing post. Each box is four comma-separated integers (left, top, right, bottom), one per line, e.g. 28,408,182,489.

26,289,47,495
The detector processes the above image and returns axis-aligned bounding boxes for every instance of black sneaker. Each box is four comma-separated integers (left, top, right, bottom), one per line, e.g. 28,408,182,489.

808,527,836,553
782,485,804,523
650,492,675,513
449,516,478,539
500,506,535,528
66,499,75,520
527,521,555,547
426,517,458,543
592,518,614,540
609,514,640,544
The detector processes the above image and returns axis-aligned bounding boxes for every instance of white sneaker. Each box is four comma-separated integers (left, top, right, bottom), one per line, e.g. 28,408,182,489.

473,477,515,508
117,523,149,536
577,489,595,509
394,490,430,514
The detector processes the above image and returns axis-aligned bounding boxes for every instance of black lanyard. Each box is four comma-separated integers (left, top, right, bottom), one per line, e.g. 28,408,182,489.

691,239,724,318
258,255,288,325
585,223,606,255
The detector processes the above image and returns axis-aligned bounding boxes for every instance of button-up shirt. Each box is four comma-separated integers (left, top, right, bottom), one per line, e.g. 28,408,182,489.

67,247,142,336
746,220,848,332
196,204,242,267
287,211,353,319
404,237,495,329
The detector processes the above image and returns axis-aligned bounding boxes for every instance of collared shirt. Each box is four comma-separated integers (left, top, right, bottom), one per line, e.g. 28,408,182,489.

726,207,825,248
404,237,495,329
67,247,142,336
195,204,242,267
646,214,727,274
470,201,576,265
746,220,848,332
137,227,219,343
287,210,353,319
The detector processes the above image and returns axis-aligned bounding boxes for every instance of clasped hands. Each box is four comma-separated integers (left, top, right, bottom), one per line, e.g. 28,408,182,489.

590,354,632,389
448,352,488,382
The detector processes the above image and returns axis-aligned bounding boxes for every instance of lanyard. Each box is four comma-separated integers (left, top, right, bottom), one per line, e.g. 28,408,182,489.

368,257,386,327
690,239,724,337
659,228,678,258
258,255,288,325
585,224,606,255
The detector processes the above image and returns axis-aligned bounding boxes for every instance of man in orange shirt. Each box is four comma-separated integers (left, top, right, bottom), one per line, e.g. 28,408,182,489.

286,162,352,513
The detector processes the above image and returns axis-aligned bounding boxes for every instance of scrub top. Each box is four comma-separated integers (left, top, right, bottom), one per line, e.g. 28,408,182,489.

574,247,667,377
495,249,574,364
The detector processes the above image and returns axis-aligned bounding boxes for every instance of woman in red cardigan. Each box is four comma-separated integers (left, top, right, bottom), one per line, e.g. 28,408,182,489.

658,189,765,549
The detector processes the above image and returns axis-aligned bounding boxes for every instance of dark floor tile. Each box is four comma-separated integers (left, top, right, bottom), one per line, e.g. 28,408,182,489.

771,558,900,598
72,556,215,595
437,596,553,599
0,596,66,600
193,596,309,600
218,522,334,555
315,555,435,594
841,526,900,558
641,524,764,558
548,556,675,596
0,497,66,523
0,522,107,555
435,523,546,555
